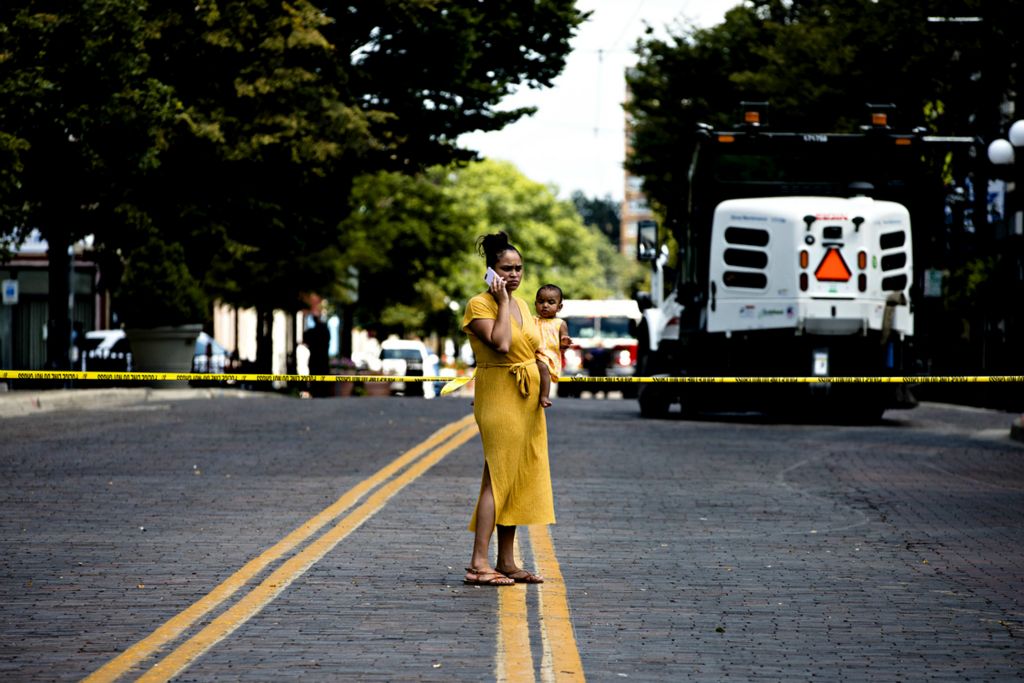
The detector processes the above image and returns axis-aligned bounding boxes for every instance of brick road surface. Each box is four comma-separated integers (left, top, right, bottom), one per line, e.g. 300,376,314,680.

0,389,1022,681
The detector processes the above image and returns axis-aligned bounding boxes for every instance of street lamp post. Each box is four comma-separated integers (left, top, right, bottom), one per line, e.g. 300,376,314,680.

987,119,1024,237
985,119,1024,399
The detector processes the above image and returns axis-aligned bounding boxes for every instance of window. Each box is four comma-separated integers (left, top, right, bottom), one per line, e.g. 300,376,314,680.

724,248,768,268
599,317,633,337
382,348,422,361
565,317,597,339
880,231,906,249
724,227,770,247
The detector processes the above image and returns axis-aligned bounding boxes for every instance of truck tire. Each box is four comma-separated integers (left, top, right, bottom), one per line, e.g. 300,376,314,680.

636,325,671,418
638,383,671,418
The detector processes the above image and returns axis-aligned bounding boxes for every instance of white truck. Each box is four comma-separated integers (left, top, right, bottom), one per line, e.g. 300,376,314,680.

634,104,976,418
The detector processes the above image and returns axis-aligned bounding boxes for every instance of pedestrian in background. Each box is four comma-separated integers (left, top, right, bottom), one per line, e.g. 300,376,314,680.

462,231,553,586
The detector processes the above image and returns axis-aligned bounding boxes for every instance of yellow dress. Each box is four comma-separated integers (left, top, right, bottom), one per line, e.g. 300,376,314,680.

463,293,556,530
534,316,564,381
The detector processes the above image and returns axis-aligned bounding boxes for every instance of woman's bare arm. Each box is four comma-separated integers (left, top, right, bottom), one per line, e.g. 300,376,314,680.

467,277,512,353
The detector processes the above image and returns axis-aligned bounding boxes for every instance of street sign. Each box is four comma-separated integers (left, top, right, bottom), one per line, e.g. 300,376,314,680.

2,279,17,305
923,269,943,298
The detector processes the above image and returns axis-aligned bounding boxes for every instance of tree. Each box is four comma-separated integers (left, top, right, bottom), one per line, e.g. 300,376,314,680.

570,191,621,249
1,1,587,371
336,160,641,345
624,0,1021,234
133,0,378,368
337,166,468,342
442,160,636,307
0,2,178,368
326,0,587,169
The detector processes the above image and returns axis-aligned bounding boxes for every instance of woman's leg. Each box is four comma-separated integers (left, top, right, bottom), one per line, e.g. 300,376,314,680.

495,524,544,583
466,464,513,585
469,463,503,572
496,524,516,569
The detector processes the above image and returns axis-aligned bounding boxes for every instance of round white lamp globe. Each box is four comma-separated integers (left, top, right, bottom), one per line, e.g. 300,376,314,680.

988,138,1015,165
1008,119,1024,148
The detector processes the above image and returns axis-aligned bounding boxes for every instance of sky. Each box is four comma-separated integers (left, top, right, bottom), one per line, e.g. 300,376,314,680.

458,0,743,203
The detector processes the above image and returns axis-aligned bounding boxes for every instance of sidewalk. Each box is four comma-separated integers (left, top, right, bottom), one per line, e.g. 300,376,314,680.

0,386,277,418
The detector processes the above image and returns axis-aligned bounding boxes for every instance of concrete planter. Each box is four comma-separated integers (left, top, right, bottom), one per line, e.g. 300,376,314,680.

360,372,393,396
124,324,202,387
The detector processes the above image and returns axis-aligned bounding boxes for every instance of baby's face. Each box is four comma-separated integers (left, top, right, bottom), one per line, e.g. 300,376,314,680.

535,292,562,319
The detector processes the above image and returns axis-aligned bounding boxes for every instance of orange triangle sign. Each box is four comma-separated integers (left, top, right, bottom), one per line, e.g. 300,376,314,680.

814,248,852,282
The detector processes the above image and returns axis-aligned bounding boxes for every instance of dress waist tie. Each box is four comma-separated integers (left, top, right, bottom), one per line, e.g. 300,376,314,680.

438,360,536,398
476,360,535,398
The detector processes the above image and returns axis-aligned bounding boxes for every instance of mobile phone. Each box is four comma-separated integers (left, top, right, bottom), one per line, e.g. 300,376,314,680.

484,267,498,285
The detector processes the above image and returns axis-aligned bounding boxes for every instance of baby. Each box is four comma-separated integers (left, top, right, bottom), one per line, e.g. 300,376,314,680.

534,284,572,408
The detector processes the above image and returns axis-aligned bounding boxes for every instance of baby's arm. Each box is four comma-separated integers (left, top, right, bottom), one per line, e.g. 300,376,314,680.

559,320,572,349
537,360,553,408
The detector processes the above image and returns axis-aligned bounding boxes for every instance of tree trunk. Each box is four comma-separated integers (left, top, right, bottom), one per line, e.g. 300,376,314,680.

46,227,71,372
341,304,354,360
255,304,274,375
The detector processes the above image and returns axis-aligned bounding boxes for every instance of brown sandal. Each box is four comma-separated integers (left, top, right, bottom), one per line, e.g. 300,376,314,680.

464,567,514,586
497,567,544,584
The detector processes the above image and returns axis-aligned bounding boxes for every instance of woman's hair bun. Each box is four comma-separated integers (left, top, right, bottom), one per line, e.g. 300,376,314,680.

477,231,516,265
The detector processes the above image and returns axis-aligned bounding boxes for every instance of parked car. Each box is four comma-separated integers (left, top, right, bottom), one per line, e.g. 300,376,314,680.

192,332,229,373
379,339,439,398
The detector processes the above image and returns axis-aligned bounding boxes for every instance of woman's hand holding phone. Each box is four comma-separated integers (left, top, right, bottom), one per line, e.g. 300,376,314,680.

484,267,508,302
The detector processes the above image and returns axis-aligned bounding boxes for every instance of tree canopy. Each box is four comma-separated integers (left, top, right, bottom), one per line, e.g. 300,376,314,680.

0,0,586,368
339,159,641,341
571,190,621,249
624,0,1022,232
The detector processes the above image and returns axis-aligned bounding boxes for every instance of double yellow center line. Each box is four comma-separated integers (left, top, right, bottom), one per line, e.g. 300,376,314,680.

85,413,585,682
497,528,586,682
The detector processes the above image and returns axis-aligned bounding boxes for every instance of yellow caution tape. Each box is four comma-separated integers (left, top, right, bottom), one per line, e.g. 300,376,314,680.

1,370,1022,384
0,371,412,383
440,371,474,396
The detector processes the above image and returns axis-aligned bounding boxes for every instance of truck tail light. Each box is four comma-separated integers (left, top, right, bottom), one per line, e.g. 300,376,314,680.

858,273,867,291
799,250,809,269
562,347,582,372
858,251,867,270
800,272,808,291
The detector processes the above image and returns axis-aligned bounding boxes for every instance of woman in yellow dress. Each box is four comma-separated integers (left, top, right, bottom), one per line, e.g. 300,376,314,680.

463,232,554,586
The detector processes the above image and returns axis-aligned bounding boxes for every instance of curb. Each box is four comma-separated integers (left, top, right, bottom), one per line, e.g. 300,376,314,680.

0,387,279,418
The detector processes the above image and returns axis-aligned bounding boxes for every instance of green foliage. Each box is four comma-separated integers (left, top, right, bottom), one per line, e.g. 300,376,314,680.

571,191,621,248
338,166,467,335
329,0,587,169
338,160,637,339
0,1,177,246
446,160,632,304
1,0,585,350
116,235,208,328
944,256,1024,318
624,0,1018,230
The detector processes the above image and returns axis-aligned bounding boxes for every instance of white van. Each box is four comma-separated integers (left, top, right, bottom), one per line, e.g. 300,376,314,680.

379,339,439,398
